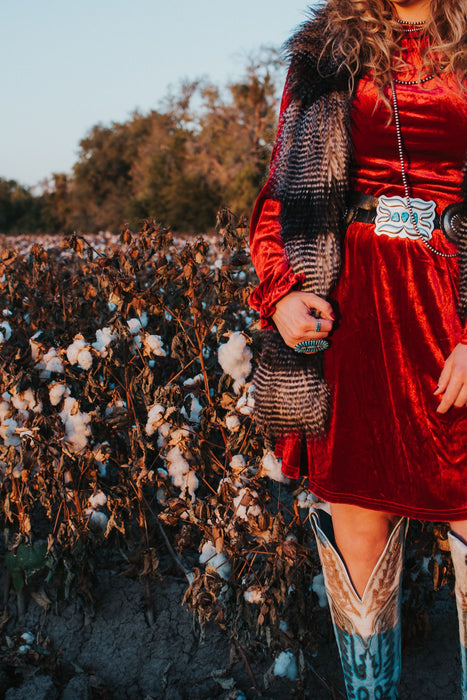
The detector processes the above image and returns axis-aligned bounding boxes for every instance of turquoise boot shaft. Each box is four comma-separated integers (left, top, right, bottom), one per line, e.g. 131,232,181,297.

311,511,407,700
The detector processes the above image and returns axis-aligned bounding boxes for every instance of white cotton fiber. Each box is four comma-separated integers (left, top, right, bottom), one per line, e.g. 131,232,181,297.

66,338,86,365
230,454,246,472
85,509,109,534
145,404,165,436
218,332,252,393
88,491,107,508
261,452,288,483
233,487,261,521
226,415,240,431
273,651,298,680
49,383,67,406
0,321,12,343
92,327,117,357
244,586,263,604
59,397,91,452
199,541,231,580
142,333,166,357
312,573,328,608
166,445,190,487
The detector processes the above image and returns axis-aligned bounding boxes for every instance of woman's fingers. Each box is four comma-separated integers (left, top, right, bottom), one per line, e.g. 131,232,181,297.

437,374,464,413
272,291,335,348
435,344,467,413
434,355,452,395
301,292,335,320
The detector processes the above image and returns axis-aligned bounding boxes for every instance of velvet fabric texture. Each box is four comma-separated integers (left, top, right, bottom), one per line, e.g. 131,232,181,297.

250,30,467,520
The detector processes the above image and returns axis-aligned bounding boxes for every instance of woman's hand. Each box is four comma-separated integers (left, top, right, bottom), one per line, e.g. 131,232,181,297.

272,291,335,349
434,343,467,413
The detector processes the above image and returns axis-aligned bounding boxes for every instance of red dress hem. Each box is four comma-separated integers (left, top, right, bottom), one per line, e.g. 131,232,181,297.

295,475,467,522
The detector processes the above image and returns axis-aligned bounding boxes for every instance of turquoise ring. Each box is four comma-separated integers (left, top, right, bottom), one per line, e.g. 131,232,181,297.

294,339,329,354
315,319,322,333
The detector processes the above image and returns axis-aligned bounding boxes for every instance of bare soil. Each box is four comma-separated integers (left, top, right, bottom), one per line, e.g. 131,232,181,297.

0,563,461,700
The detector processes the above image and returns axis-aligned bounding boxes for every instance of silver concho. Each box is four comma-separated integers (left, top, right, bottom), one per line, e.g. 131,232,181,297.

375,195,437,240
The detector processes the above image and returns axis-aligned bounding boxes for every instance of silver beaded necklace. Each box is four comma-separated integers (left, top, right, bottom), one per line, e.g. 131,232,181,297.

390,80,458,258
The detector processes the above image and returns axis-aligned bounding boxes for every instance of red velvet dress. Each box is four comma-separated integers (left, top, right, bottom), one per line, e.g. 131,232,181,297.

249,32,467,520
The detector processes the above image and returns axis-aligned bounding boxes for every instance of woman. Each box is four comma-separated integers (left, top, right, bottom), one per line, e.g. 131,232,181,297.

249,0,467,696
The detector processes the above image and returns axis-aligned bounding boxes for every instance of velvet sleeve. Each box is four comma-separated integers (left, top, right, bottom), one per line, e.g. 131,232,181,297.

248,80,305,328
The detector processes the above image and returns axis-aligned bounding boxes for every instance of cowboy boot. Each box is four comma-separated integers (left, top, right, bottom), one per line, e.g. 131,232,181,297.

311,510,407,700
448,531,467,700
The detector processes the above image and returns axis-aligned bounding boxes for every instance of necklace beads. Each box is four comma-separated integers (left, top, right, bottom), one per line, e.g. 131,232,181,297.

393,74,435,86
390,81,458,259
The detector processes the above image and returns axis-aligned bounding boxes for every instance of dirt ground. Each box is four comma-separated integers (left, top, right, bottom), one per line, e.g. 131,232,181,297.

0,559,462,700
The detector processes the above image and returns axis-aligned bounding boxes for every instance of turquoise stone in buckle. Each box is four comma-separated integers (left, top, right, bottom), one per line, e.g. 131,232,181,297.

375,195,437,240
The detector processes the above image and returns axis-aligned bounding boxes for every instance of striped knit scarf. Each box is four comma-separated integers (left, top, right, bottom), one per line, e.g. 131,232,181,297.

253,8,467,442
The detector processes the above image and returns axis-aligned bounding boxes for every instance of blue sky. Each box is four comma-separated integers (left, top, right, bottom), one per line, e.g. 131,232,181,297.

1,0,314,188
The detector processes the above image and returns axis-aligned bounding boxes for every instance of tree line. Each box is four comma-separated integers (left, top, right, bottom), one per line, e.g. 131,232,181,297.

1,50,282,235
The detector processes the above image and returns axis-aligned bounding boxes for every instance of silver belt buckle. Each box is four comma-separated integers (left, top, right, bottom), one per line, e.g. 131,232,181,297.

375,195,437,240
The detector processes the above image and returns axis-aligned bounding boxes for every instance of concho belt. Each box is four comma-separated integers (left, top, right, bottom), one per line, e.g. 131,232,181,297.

346,191,462,245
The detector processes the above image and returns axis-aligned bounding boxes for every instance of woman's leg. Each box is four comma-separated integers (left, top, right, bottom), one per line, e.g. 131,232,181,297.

310,504,406,699
331,503,398,597
449,519,467,700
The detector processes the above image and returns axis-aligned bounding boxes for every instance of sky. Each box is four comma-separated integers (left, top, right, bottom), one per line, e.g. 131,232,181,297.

1,0,315,189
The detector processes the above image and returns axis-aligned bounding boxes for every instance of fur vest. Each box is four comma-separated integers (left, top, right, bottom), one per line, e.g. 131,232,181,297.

253,7,467,442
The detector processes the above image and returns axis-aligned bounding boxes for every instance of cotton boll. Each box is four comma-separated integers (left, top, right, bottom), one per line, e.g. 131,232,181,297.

226,414,240,431
236,395,254,415
187,395,202,424
312,573,328,608
261,452,288,483
142,333,166,357
244,586,263,604
0,399,10,422
49,382,67,406
168,426,190,446
145,404,165,436
127,316,147,335
273,651,298,680
166,445,190,487
183,373,203,388
59,398,91,453
184,470,199,502
88,491,107,508
85,509,109,534
230,454,246,473
20,631,34,645
233,488,261,521
92,327,117,357
66,338,86,365
0,418,21,447
199,541,231,580
296,490,321,509
37,348,64,378
0,321,11,341
76,348,93,370
218,332,252,393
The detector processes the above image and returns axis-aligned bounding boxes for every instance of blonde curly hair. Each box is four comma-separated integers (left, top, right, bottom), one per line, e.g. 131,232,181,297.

318,0,467,92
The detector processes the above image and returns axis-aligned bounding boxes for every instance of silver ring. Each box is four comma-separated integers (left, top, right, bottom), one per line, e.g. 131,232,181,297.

315,319,321,333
